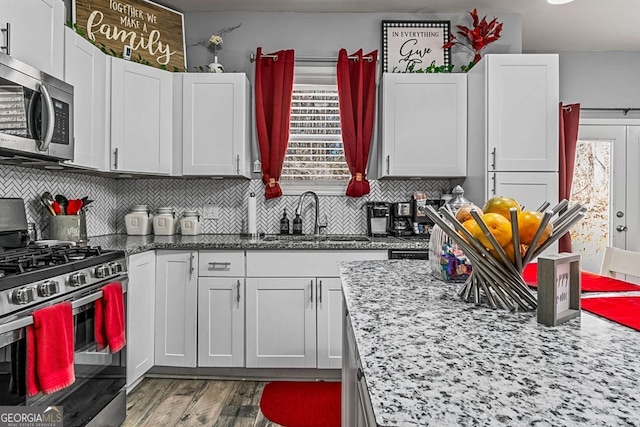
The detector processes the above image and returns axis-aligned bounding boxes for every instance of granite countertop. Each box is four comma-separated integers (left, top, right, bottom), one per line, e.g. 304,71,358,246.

339,260,640,427
86,233,429,255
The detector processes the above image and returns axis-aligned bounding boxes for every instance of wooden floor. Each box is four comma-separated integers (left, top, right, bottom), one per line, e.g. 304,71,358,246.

124,378,282,427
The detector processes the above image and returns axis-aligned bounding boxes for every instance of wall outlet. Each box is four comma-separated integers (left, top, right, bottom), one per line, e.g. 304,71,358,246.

253,159,262,173
203,204,220,220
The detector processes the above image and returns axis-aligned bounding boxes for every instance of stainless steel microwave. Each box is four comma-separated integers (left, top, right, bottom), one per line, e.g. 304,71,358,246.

0,53,73,161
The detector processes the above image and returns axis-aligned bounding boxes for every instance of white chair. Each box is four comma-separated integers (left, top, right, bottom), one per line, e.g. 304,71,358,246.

599,246,640,282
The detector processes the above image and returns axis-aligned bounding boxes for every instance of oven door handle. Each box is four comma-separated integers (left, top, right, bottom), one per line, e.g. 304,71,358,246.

0,282,128,335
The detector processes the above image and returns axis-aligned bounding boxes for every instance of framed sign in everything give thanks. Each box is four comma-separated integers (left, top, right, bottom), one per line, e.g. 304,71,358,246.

381,21,451,73
74,0,186,71
537,253,582,327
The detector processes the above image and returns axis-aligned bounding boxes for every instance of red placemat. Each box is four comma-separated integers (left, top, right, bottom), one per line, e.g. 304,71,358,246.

523,263,640,292
581,296,640,331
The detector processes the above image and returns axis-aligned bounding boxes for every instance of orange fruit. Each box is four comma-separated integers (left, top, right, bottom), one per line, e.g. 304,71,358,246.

489,241,526,265
517,211,553,246
483,196,521,220
471,213,513,250
455,204,484,223
460,218,480,243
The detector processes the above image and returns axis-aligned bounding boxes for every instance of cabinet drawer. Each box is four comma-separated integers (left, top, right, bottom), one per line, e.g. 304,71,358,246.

246,250,387,277
198,251,244,276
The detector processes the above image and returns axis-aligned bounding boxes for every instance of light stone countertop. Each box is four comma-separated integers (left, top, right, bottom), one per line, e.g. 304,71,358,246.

87,233,429,255
339,259,640,427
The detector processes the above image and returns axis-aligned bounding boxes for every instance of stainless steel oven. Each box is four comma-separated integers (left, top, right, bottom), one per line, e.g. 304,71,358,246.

0,277,128,426
0,53,73,161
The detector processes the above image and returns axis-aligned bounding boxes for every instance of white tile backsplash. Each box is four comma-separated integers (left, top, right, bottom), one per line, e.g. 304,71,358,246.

0,164,451,237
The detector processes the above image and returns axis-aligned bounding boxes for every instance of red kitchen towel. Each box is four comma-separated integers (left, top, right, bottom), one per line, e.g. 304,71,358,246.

95,282,126,353
26,302,75,397
523,263,640,292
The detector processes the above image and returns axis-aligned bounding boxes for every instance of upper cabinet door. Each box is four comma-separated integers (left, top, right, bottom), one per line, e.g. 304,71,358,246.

486,54,559,172
380,73,467,178
63,28,108,171
2,0,65,80
181,73,251,177
110,58,172,175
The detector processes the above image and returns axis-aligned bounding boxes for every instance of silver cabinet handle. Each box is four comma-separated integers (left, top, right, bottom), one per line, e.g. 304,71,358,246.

386,155,390,175
113,148,119,169
189,253,194,278
38,83,55,152
209,262,231,268
310,280,313,303
236,280,241,303
1,22,10,55
319,280,322,304
236,155,240,174
490,147,497,170
491,173,496,195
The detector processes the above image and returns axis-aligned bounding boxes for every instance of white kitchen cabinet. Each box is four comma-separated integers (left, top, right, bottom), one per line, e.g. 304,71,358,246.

380,73,467,178
465,54,559,206
246,250,387,369
63,27,108,171
155,251,197,367
110,58,172,175
1,0,65,79
343,305,376,427
317,277,342,369
180,73,251,177
246,277,317,368
492,172,558,210
126,251,156,389
197,250,245,367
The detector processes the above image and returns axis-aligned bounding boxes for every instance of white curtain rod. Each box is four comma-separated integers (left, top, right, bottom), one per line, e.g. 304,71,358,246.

249,52,376,63
580,107,638,116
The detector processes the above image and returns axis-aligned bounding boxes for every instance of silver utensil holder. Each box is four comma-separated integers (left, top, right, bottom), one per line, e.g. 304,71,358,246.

49,212,87,242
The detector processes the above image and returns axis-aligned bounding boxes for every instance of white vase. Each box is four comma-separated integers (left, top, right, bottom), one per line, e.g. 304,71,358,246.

207,55,224,73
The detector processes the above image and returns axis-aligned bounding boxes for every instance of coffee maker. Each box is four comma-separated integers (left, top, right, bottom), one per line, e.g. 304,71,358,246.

366,202,391,237
389,202,413,236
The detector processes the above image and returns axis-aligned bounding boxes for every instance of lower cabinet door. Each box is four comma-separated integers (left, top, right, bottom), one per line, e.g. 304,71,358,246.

317,277,342,369
246,278,317,368
197,277,245,367
155,251,198,367
126,251,156,387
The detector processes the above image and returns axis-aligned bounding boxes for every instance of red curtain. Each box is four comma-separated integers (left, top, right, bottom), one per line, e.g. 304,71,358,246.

255,47,295,199
558,102,581,252
336,49,378,197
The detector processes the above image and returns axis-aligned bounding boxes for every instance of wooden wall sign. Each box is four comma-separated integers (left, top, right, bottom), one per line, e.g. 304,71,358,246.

74,0,186,71
537,254,581,326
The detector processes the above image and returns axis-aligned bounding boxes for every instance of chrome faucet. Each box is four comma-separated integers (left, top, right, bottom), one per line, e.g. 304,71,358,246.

295,191,324,235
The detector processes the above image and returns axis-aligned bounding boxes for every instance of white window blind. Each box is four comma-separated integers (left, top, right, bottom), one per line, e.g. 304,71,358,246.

281,84,350,181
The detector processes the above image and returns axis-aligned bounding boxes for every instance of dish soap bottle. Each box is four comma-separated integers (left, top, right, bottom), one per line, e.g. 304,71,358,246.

292,213,303,235
280,209,290,234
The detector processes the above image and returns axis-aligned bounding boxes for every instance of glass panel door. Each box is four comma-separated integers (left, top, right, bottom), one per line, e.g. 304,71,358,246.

571,125,626,273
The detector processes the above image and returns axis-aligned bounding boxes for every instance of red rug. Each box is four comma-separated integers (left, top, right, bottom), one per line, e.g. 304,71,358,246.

523,263,640,292
260,381,341,427
581,296,640,331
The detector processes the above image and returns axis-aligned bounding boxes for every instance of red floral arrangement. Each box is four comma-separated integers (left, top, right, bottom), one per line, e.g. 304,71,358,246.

443,9,503,69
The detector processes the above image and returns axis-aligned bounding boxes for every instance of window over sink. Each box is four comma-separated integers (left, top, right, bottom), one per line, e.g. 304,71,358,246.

280,66,349,195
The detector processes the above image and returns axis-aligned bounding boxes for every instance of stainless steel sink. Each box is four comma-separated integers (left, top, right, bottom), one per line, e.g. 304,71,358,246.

261,234,371,242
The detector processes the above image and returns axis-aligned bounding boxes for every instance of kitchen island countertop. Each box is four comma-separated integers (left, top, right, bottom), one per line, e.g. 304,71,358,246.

87,233,429,255
339,259,640,427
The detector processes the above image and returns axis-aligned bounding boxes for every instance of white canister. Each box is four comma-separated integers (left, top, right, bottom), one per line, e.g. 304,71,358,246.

125,205,153,236
153,207,177,236
180,210,201,236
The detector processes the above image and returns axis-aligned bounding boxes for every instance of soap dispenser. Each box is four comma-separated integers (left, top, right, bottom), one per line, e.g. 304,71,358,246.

280,208,290,234
292,213,303,235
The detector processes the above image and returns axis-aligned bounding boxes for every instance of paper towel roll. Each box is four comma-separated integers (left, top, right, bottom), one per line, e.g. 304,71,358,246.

248,192,257,234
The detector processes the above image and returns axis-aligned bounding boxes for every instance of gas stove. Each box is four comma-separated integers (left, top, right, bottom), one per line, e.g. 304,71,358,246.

0,243,126,318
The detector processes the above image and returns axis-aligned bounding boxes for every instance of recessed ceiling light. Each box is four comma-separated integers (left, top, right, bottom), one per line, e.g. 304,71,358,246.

547,0,575,4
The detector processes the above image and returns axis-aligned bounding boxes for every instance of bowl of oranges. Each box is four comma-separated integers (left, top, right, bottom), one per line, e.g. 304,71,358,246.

424,196,586,311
